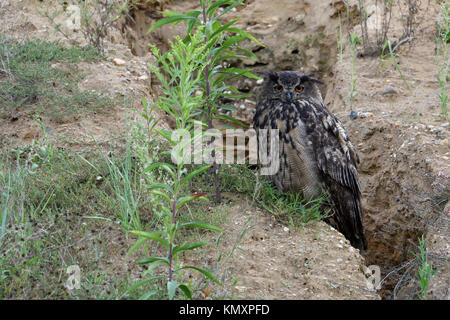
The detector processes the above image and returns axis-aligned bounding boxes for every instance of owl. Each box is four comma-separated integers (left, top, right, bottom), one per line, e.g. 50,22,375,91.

253,70,367,251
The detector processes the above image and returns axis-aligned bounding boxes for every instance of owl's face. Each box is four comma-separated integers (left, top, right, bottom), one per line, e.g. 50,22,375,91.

259,70,323,104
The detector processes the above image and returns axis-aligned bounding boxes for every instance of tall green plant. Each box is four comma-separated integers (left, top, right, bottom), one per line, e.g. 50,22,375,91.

147,0,262,202
127,33,223,300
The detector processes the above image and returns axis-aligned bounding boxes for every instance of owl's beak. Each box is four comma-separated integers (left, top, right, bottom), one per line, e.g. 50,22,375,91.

286,92,292,103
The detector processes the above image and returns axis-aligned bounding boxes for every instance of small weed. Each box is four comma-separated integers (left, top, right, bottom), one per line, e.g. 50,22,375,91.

215,165,331,228
414,235,438,300
379,39,411,90
348,32,360,106
0,37,113,118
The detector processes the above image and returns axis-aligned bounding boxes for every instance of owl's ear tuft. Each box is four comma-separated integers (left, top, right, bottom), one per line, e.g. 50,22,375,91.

300,73,325,85
257,70,279,83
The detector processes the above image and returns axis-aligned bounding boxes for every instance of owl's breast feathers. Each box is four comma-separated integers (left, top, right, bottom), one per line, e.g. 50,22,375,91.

254,97,360,193
254,97,367,250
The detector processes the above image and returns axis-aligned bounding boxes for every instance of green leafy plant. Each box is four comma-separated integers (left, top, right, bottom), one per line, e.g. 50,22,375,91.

0,37,111,117
77,0,128,53
414,235,438,300
42,0,128,53
127,33,223,300
348,32,360,106
216,165,331,228
379,39,410,90
147,0,262,202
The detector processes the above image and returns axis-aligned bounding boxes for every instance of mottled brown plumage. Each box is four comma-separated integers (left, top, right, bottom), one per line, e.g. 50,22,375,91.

254,70,367,251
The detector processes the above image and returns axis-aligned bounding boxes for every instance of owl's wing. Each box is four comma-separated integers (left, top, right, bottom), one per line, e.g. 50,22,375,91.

297,99,367,250
308,102,361,196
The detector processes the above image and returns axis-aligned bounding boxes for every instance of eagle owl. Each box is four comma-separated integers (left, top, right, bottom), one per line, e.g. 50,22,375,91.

253,70,367,251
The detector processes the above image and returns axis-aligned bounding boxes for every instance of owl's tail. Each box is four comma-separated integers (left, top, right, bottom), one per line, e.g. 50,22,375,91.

323,181,368,251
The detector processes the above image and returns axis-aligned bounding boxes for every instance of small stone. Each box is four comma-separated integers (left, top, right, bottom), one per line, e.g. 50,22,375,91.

433,128,441,134
294,13,305,24
358,111,373,118
283,227,290,232
256,78,264,85
382,85,399,95
112,58,126,66
138,75,148,81
349,110,358,120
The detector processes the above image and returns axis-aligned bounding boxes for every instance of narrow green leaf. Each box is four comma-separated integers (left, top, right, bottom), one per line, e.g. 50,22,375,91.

209,18,240,40
123,276,164,296
137,256,171,266
155,129,176,145
167,280,179,300
147,15,198,34
130,231,170,249
215,114,245,127
226,27,264,46
224,67,260,79
173,241,207,254
142,162,176,179
150,189,171,203
127,237,147,255
139,290,159,300
177,222,223,233
206,0,235,17
178,284,192,299
181,165,212,185
146,183,174,195
142,260,166,276
177,266,222,286
176,195,198,209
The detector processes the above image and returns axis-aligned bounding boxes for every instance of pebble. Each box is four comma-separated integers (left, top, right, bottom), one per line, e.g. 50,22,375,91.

283,227,290,232
349,110,358,120
112,58,126,66
382,85,399,95
358,111,373,118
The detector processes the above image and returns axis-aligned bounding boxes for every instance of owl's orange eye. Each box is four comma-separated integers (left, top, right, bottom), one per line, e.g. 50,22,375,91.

295,85,304,93
274,85,283,93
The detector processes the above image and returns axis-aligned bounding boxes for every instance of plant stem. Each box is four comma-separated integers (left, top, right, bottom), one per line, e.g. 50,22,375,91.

202,2,221,203
168,171,179,283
